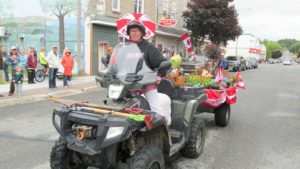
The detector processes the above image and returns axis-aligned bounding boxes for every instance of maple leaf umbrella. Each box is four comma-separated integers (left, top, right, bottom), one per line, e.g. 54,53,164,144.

116,13,156,39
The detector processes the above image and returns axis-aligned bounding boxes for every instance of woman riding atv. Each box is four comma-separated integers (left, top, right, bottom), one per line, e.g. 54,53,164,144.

126,20,172,125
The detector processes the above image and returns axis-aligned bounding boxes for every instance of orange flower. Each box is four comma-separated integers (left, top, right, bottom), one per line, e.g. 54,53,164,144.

173,72,179,79
175,76,186,87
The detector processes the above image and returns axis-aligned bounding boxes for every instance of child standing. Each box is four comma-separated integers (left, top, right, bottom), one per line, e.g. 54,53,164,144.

13,66,24,97
61,48,74,87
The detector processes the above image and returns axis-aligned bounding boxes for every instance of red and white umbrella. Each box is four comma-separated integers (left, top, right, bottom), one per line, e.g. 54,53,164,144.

116,13,156,39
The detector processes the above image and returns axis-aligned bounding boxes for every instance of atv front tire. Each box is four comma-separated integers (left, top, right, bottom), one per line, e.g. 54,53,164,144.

180,118,206,158
214,103,231,127
50,137,87,169
128,145,165,169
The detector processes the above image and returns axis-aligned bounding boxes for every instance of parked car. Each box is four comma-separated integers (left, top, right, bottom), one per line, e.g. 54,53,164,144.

245,58,251,70
268,58,275,64
181,55,208,74
283,59,291,65
246,57,258,69
226,56,247,72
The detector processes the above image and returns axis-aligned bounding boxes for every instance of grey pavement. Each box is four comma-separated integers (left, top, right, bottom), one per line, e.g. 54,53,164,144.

0,76,102,108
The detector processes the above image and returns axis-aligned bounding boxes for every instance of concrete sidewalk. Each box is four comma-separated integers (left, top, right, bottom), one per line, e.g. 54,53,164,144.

0,76,102,108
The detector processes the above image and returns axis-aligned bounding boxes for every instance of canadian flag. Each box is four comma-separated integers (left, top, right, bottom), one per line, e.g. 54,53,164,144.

215,68,224,84
225,86,237,104
235,72,245,89
180,33,193,53
202,89,226,108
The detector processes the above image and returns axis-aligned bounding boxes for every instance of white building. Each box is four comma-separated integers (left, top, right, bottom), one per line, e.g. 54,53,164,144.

225,34,266,61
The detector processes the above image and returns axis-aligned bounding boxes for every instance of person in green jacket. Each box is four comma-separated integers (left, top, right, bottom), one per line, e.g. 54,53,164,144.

39,47,48,74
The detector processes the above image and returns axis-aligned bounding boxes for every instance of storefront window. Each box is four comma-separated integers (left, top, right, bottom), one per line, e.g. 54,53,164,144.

162,0,168,17
170,1,177,19
134,0,144,13
112,0,120,12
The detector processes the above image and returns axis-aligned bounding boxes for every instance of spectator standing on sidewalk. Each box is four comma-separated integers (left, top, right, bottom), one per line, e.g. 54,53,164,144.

39,47,48,74
8,46,19,96
18,50,27,71
13,66,24,97
8,46,19,76
47,45,59,89
61,48,74,87
0,46,10,81
26,50,37,84
0,48,4,83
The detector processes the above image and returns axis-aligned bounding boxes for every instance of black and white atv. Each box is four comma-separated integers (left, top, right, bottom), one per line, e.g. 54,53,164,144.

50,42,207,169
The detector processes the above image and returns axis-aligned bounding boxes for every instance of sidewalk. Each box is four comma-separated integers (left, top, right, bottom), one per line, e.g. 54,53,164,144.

0,76,102,108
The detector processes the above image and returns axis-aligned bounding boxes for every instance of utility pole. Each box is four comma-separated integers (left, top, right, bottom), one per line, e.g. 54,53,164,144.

235,36,239,56
77,0,82,75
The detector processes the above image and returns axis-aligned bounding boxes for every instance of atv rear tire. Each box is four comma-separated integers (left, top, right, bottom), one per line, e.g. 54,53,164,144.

127,145,165,169
180,118,206,158
50,137,87,169
214,103,230,127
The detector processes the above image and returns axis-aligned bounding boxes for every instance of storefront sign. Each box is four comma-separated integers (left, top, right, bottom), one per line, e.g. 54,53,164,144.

158,17,177,27
249,48,261,54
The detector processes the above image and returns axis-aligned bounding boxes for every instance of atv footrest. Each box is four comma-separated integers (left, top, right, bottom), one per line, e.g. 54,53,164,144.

170,129,183,143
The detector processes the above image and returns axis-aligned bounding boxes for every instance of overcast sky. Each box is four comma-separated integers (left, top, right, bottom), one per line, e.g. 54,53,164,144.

233,0,300,41
11,0,300,41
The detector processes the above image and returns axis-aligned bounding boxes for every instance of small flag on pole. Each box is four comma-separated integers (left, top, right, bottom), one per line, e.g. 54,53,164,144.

235,72,245,89
215,68,224,84
180,33,193,53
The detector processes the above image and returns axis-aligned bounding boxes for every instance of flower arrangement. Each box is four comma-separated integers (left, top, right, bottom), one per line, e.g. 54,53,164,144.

166,53,240,89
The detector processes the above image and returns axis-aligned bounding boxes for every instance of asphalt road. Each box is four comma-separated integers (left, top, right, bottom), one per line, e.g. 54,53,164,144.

0,63,300,169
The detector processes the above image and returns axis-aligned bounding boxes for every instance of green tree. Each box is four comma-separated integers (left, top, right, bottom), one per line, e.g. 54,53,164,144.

289,42,300,54
264,41,283,58
182,0,242,46
0,0,14,25
277,39,299,53
39,0,76,54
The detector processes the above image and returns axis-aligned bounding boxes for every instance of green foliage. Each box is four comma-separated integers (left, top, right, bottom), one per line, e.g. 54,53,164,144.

278,39,298,48
182,0,242,46
264,41,283,58
170,54,182,68
289,42,300,53
186,75,212,87
277,39,298,52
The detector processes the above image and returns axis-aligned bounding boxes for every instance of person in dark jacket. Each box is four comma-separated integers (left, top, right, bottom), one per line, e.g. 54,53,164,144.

26,50,38,84
0,46,4,82
126,20,172,125
0,46,9,81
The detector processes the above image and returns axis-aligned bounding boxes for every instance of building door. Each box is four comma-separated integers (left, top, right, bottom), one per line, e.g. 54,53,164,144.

98,41,109,72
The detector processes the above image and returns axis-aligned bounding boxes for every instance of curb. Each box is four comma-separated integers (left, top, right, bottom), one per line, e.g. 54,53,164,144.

0,86,104,108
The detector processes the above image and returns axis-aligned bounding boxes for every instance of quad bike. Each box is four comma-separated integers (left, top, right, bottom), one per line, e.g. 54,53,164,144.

49,42,207,169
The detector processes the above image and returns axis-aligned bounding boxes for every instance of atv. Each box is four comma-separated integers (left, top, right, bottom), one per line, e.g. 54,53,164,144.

50,42,207,169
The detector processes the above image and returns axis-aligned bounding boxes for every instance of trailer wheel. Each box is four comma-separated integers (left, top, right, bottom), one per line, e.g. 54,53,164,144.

127,146,165,169
180,118,206,158
214,103,231,127
50,137,87,169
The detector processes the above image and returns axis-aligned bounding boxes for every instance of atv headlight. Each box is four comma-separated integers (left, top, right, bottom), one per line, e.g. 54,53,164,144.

54,114,61,128
108,84,124,99
106,127,124,139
